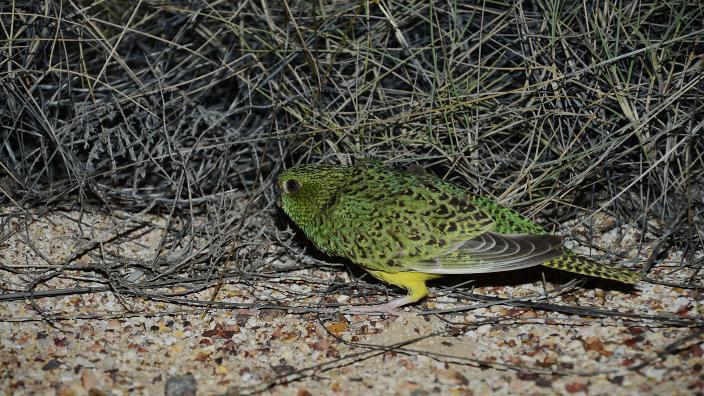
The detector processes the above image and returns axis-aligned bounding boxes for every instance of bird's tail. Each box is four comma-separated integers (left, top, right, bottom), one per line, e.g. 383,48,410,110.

543,254,641,284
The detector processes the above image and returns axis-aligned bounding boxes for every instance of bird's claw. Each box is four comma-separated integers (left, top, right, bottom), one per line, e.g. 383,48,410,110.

341,296,415,316
342,305,402,316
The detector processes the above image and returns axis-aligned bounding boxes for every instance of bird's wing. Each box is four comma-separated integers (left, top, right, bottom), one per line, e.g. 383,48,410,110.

408,232,564,274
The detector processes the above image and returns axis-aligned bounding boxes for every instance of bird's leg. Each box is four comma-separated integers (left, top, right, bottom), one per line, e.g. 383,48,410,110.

343,270,434,315
343,296,416,315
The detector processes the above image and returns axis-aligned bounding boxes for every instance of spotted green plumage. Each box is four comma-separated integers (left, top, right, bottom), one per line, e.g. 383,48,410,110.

278,160,640,313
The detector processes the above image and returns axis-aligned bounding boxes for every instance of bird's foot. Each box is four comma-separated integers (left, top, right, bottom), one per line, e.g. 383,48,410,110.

342,296,415,316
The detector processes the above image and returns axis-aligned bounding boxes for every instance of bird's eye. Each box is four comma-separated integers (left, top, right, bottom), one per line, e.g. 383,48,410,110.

284,179,301,193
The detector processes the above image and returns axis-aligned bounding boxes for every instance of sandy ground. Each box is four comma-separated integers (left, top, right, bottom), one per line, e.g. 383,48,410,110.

1,209,702,395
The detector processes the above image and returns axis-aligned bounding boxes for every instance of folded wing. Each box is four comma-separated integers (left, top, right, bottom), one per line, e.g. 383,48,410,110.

410,232,564,274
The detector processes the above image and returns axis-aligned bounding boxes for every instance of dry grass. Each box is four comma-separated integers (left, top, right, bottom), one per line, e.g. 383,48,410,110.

1,0,703,393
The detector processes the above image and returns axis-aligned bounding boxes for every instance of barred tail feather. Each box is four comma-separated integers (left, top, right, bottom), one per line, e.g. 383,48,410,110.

543,255,641,284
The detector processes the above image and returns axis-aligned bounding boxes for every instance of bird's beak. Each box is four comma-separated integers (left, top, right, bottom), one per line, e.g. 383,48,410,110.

275,182,282,208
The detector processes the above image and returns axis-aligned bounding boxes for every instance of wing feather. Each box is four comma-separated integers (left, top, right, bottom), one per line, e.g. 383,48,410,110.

410,233,563,274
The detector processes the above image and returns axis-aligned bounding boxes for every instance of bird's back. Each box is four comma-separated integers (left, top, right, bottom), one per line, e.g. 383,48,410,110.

318,161,561,274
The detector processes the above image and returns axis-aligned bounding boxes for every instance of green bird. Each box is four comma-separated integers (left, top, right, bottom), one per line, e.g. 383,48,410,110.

277,160,640,314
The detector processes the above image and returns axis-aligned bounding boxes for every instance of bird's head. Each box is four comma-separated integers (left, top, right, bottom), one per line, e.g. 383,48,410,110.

277,164,347,232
